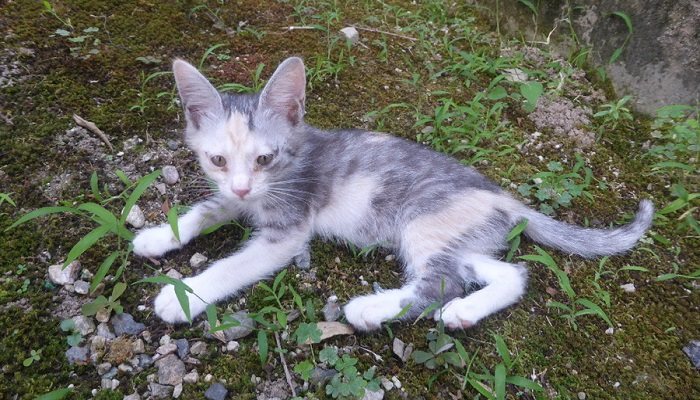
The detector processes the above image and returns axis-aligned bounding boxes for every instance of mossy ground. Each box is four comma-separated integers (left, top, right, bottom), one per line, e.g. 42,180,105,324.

0,0,698,399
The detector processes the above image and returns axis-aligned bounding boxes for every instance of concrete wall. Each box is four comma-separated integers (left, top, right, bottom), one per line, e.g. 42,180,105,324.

475,0,699,114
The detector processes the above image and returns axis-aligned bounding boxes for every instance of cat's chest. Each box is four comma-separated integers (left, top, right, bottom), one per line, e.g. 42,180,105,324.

312,174,379,244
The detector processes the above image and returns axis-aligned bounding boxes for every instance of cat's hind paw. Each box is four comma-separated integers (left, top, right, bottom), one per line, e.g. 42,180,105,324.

435,298,479,330
343,293,403,331
133,225,181,258
154,283,207,324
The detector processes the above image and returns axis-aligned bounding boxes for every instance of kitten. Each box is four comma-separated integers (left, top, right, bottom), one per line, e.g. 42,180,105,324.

133,57,653,331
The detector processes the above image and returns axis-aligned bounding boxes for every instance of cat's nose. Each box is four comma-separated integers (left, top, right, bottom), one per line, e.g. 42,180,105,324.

233,188,250,199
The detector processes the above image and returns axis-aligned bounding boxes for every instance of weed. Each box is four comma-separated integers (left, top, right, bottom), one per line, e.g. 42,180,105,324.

23,349,42,367
218,63,267,94
412,326,463,370
0,192,16,209
81,281,127,318
519,81,543,113
656,184,700,235
520,246,612,330
648,104,699,175
59,319,83,347
594,95,633,132
17,278,30,294
517,154,594,215
608,11,633,64
656,263,700,282
41,1,73,29
321,347,381,399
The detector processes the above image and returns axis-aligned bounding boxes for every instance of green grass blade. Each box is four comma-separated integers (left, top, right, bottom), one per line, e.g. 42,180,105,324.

257,330,268,364
506,375,543,391
63,224,111,268
90,171,102,201
575,298,612,326
506,219,529,241
110,282,127,300
36,387,73,400
78,202,117,226
91,251,120,293
493,334,512,369
6,206,80,231
174,283,191,322
120,170,160,225
166,205,180,242
494,363,506,400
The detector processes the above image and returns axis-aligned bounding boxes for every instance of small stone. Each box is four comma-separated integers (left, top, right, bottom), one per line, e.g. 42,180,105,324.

65,346,89,365
72,315,95,335
103,367,118,379
148,382,173,399
578,392,587,400
80,268,93,281
339,26,359,44
176,338,190,359
166,269,183,280
48,261,80,285
183,370,200,384
96,322,115,339
362,388,384,400
204,382,228,400
322,300,342,322
162,165,180,185
222,311,256,340
605,327,615,335
185,356,201,365
160,335,171,345
380,377,394,391
173,383,183,398
682,340,700,369
190,253,208,269
141,330,152,342
613,382,621,388
123,392,140,400
384,254,395,261
204,373,213,383
310,368,337,388
503,68,528,82
118,363,133,374
334,257,341,264
91,335,107,355
190,341,207,356
157,342,177,355
101,378,112,390
112,313,145,336
96,309,111,323
125,204,146,228
132,338,145,354
226,341,240,352
620,283,636,293
391,376,402,389
166,140,180,151
97,362,112,375
73,280,90,295
156,354,186,385
155,182,167,195
138,354,154,369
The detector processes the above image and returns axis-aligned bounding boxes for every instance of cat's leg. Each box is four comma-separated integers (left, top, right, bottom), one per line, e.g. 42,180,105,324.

436,254,527,329
133,197,241,258
154,226,310,323
343,283,420,331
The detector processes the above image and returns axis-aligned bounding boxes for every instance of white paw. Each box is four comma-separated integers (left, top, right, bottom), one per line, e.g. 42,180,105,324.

344,294,401,331
154,281,207,324
435,298,482,330
132,225,180,258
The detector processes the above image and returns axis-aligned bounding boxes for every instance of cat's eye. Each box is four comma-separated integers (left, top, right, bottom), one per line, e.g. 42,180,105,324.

210,155,226,167
256,154,274,166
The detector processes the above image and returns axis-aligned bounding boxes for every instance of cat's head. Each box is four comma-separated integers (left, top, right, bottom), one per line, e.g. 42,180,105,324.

172,57,306,202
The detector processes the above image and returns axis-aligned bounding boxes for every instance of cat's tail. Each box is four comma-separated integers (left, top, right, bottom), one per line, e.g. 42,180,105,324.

517,199,654,258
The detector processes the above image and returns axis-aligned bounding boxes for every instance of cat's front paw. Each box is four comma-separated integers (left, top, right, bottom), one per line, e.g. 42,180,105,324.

435,298,479,330
343,294,401,331
133,225,180,258
154,282,207,324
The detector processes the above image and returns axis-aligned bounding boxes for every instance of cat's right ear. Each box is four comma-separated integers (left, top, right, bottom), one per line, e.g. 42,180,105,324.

172,59,224,128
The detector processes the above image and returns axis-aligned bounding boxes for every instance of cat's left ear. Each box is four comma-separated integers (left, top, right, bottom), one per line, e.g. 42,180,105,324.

259,57,306,125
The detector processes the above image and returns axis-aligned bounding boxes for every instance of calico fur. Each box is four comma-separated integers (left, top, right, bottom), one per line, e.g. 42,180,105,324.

133,57,653,331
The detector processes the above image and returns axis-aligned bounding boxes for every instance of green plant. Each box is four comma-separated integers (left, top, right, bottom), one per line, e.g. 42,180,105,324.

17,278,30,294
505,219,528,262
130,70,176,113
218,63,267,94
594,95,633,132
0,192,16,208
517,155,594,215
23,349,42,367
648,105,699,175
321,347,381,399
59,319,83,347
41,1,73,29
656,263,700,282
520,246,612,330
36,388,73,400
608,11,633,64
81,281,127,317
412,327,463,370
656,184,700,235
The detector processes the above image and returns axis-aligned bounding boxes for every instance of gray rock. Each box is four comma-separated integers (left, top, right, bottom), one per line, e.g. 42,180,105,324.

620,283,636,293
166,140,180,151
132,338,145,354
176,338,190,359
72,315,95,335
48,261,80,285
183,370,199,384
160,334,171,345
73,280,90,295
125,204,145,228
138,354,154,369
380,377,394,391
102,367,118,379
155,353,186,385
190,253,208,269
322,300,342,322
101,377,112,390
90,335,107,355
155,182,167,195
392,338,413,362
190,341,207,356
204,382,228,400
310,367,337,388
112,313,145,336
166,269,183,280
65,346,89,365
96,322,115,339
577,392,587,400
96,309,111,323
123,392,140,400
118,363,133,374
362,388,384,400
173,383,183,398
156,342,177,355
339,26,360,44
97,362,112,375
683,340,700,369
148,382,173,399
226,341,239,352
222,311,256,340
162,165,180,185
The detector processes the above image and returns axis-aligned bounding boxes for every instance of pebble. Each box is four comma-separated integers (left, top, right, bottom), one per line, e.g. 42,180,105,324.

682,340,700,369
103,367,118,379
142,330,152,343
72,315,95,335
310,367,337,388
339,26,360,44
190,341,207,356
123,392,141,400
90,335,107,356
190,253,208,269
605,327,615,335
226,341,240,352
125,204,146,228
73,280,90,294
204,373,213,383
384,254,396,261
392,338,413,362
65,346,89,365
132,338,145,354
362,388,384,400
96,309,111,323
138,354,154,369
578,392,587,400
221,311,256,340
322,300,342,322
183,370,200,384
166,269,183,280
48,261,80,285
380,377,394,391
204,382,228,400
97,323,115,339
166,139,180,150
155,354,186,385
155,182,167,195
391,376,402,389
620,283,636,293
118,363,133,374
97,362,112,375
162,165,180,185
112,313,146,336
157,342,177,355
160,334,171,345
148,382,173,399
173,383,183,398
176,338,190,359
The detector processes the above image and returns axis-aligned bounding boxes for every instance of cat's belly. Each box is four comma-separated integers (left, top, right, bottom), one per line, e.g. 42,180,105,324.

312,174,383,246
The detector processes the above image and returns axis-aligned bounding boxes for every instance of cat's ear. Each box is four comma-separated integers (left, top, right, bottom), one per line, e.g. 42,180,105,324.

258,57,306,125
173,59,224,128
